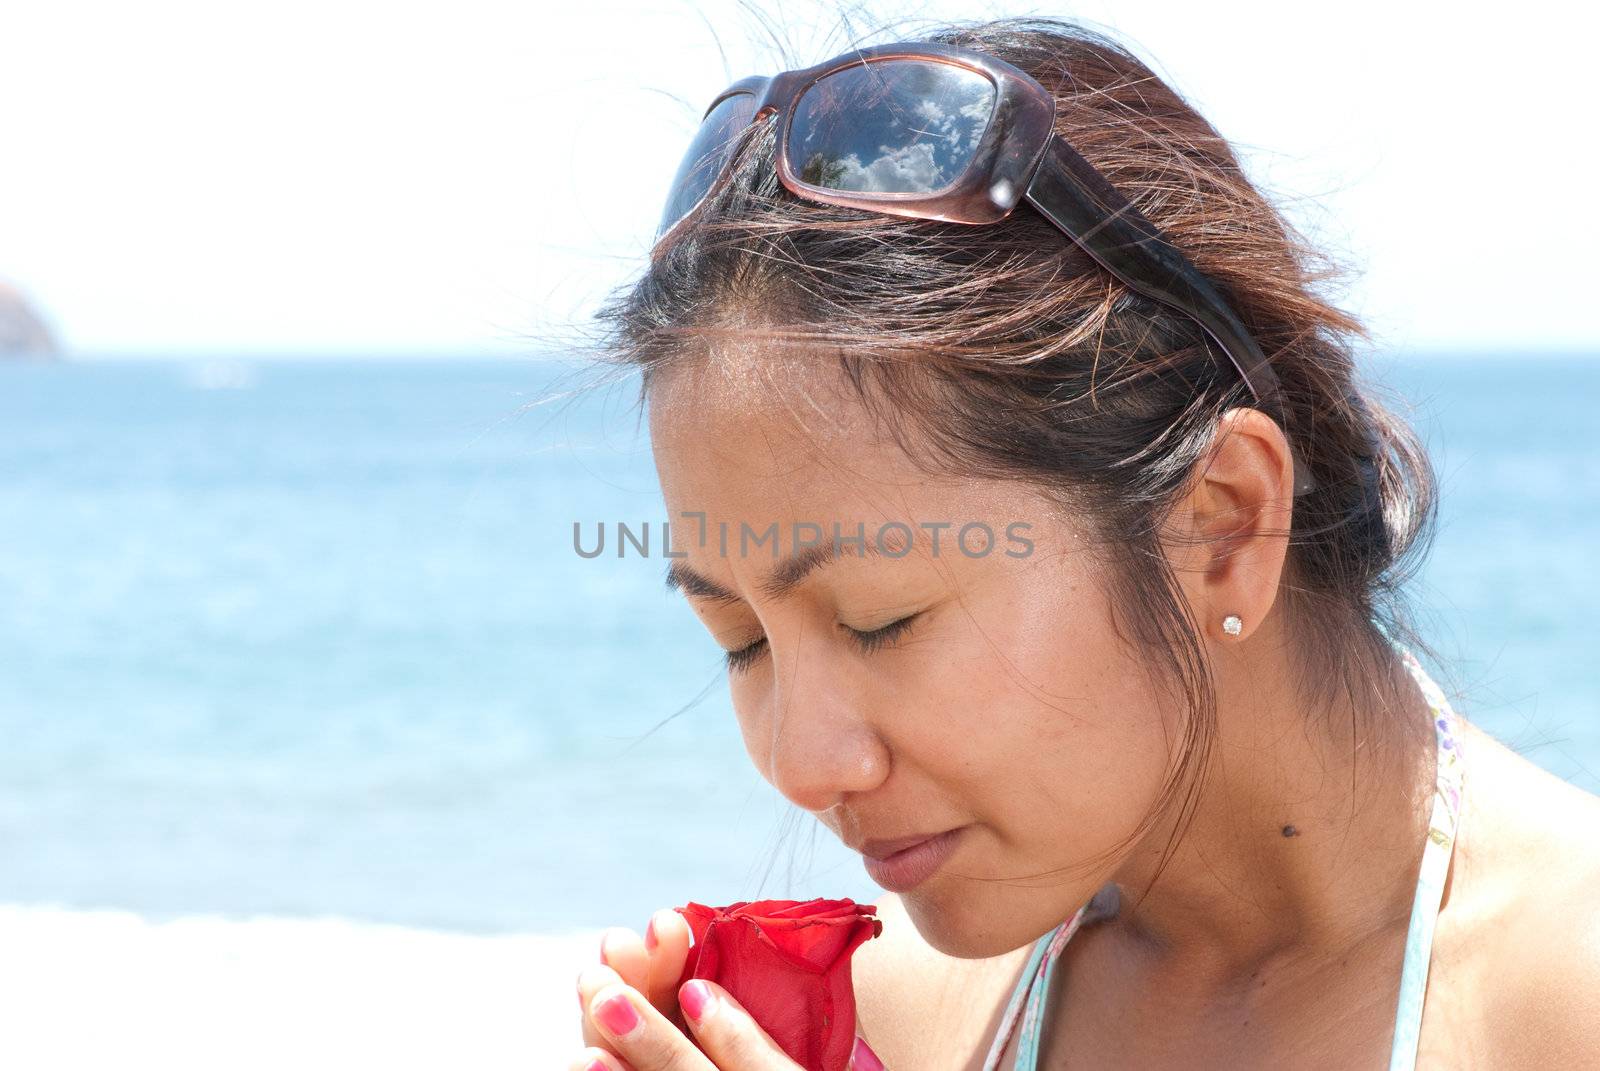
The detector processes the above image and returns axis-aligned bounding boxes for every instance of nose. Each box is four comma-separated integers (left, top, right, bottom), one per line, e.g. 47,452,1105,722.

757,632,891,814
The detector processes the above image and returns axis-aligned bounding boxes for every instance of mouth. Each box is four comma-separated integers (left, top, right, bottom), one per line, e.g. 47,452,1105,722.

858,827,965,893
853,829,959,861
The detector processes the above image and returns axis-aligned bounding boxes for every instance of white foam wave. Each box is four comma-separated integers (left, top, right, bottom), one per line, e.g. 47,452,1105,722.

0,904,603,1070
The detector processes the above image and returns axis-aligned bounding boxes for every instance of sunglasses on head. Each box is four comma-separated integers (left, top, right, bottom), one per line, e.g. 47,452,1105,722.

652,41,1315,498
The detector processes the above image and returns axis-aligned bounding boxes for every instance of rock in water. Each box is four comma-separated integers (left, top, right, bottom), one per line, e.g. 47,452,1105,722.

0,281,61,359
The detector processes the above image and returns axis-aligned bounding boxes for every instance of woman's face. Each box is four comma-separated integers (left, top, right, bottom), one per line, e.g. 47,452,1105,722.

648,357,1182,958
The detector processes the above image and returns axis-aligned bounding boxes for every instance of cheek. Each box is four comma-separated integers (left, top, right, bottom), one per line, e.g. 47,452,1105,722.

902,583,1178,865
1006,660,1175,866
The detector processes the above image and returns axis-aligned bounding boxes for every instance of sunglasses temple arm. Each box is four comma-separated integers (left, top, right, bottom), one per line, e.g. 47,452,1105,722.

1021,137,1315,496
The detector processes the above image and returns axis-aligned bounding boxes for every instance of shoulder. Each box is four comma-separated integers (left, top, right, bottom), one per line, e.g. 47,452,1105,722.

852,893,1032,1067
1480,863,1600,1066
1452,721,1600,1065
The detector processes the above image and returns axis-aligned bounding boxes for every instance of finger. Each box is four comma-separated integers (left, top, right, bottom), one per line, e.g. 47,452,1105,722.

848,1035,887,1071
588,979,718,1071
643,908,692,1017
576,963,627,1053
678,979,802,1070
599,926,650,993
566,1047,637,1071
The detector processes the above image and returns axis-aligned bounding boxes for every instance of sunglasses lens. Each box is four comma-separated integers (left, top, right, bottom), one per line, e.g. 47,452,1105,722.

656,91,760,240
789,59,995,194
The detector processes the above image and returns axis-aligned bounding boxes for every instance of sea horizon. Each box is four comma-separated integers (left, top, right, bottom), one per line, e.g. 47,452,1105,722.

3,352,1597,938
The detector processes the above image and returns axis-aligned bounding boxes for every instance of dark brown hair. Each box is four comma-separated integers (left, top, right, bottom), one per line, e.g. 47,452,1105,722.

566,14,1446,895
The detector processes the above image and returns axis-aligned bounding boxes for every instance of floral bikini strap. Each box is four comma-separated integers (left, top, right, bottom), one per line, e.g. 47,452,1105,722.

979,903,1088,1071
1388,645,1465,1071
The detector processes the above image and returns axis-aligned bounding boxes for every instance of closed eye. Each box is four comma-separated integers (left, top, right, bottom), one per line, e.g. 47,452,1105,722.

721,612,923,674
846,611,921,654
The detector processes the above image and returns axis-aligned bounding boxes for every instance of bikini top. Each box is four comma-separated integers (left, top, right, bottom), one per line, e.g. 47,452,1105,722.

980,644,1466,1071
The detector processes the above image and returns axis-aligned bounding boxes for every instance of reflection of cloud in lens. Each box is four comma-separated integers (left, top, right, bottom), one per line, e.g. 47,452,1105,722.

958,96,991,155
904,86,992,157
824,141,945,192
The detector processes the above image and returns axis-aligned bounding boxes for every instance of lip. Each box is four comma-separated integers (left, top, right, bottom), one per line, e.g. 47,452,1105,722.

856,830,953,861
860,827,964,892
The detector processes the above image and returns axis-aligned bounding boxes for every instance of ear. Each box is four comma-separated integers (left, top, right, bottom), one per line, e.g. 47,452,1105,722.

1164,407,1296,642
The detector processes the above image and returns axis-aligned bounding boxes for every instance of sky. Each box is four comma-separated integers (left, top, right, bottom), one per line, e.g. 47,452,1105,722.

1,0,1593,358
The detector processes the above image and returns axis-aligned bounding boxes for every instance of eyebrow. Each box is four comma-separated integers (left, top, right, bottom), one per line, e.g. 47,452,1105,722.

663,537,889,605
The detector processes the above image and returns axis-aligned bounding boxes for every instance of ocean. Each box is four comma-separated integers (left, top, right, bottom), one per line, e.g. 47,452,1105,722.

1,354,1596,939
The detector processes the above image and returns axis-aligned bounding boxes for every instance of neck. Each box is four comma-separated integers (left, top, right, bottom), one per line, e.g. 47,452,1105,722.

1097,626,1439,994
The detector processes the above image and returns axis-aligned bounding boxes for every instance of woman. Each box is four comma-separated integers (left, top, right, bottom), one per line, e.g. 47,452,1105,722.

567,16,1600,1070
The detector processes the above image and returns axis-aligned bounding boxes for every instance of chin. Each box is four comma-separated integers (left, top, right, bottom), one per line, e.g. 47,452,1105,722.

899,871,1110,960
896,880,1038,959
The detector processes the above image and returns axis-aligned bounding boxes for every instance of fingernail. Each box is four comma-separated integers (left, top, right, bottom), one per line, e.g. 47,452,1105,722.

679,978,713,1022
850,1035,885,1071
584,1060,609,1071
644,917,658,952
593,992,641,1037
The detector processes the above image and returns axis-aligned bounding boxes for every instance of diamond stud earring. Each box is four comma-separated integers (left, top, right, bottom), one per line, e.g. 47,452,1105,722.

1222,614,1243,636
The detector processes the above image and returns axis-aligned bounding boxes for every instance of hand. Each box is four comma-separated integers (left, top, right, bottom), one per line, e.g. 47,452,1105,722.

571,965,800,1070
568,909,886,1070
578,908,694,1046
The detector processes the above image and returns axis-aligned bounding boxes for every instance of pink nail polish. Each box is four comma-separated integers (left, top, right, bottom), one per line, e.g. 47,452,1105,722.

851,1035,886,1071
584,1060,609,1071
679,979,712,1022
593,993,641,1037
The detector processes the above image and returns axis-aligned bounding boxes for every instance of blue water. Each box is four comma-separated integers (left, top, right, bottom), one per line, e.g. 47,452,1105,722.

1,354,1596,934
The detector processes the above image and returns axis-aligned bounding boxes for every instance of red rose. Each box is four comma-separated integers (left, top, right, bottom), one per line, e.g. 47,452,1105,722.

672,898,882,1071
